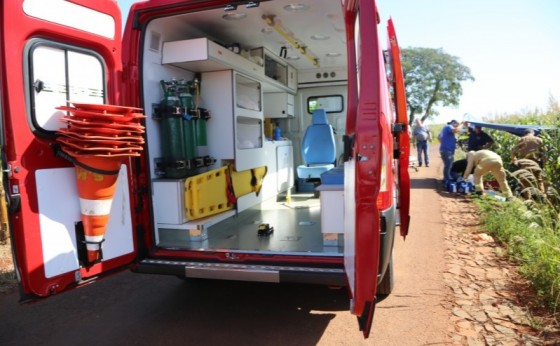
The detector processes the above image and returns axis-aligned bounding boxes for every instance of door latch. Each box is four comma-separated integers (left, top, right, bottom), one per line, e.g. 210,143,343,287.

2,163,13,179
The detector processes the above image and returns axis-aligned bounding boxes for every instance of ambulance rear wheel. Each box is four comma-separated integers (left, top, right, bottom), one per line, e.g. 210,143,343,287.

376,253,394,301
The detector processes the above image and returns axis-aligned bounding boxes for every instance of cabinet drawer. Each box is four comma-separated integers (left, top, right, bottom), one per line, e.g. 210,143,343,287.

264,92,295,118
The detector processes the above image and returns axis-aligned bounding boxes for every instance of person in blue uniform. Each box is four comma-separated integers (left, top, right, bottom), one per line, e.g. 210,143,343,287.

467,125,494,151
438,120,462,184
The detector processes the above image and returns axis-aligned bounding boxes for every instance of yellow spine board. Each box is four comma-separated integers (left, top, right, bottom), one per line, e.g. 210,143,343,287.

184,166,233,220
184,165,268,220
231,166,268,197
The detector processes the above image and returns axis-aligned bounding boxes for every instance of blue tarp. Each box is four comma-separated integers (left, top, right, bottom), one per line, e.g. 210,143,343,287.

466,120,556,136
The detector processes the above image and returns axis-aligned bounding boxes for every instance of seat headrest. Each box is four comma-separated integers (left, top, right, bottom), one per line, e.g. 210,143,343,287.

312,109,329,125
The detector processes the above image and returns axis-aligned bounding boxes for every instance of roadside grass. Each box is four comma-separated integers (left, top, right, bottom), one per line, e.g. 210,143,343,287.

436,100,560,319
0,240,17,294
474,194,560,316
0,271,17,294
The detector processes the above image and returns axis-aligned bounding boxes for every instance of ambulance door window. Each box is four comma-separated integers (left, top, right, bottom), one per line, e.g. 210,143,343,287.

307,95,344,114
27,40,105,136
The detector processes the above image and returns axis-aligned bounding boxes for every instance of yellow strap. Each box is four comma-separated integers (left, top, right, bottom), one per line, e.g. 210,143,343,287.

262,15,320,67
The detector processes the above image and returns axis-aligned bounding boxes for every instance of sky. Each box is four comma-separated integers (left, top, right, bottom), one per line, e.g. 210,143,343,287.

117,0,560,124
377,0,560,124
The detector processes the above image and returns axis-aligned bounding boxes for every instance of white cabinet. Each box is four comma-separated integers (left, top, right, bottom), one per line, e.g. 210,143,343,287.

203,71,264,171
287,65,297,91
276,144,294,192
317,185,344,234
264,53,287,85
264,92,295,118
250,47,297,93
260,141,294,200
235,74,262,114
152,179,187,224
162,39,298,93
162,38,263,76
234,73,264,170
316,184,344,246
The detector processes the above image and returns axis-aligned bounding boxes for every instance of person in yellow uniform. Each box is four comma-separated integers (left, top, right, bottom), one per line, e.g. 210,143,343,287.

463,150,513,198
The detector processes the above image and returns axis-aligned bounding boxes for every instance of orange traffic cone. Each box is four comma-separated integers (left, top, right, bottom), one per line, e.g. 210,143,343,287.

56,102,145,266
73,155,121,264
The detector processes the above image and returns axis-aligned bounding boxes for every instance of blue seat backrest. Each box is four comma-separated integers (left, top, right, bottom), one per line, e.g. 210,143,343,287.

301,109,336,165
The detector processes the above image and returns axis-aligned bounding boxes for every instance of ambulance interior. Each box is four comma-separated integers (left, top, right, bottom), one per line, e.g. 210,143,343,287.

142,1,351,256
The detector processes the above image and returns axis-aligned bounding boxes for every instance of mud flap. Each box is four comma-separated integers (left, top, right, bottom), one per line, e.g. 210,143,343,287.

357,300,376,337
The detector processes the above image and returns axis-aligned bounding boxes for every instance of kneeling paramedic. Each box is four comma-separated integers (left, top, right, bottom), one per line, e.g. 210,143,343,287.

463,150,512,198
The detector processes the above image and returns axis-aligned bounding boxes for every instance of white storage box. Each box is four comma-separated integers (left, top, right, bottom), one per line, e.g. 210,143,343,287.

153,179,186,225
316,184,344,234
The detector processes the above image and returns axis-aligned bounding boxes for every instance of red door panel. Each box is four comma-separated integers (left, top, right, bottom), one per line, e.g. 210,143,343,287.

387,18,411,238
0,0,136,299
343,0,383,338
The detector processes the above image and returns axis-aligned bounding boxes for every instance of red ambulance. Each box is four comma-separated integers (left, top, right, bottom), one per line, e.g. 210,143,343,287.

0,0,410,337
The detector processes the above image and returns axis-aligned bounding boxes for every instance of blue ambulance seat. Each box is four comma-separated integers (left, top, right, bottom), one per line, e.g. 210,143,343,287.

297,109,336,180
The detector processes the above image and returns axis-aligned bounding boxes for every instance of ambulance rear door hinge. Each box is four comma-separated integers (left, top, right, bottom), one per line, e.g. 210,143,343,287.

2,162,16,179
343,134,355,162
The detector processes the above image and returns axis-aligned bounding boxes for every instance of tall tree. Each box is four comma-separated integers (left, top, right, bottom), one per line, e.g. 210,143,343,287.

401,47,474,124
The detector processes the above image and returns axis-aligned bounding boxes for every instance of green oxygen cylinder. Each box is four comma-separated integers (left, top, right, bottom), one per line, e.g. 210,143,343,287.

195,115,208,146
181,116,197,177
178,80,197,176
191,78,209,157
195,110,209,157
160,79,189,179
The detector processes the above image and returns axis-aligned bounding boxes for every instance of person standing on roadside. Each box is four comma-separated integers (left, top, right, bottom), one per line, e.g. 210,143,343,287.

438,119,462,184
412,118,432,167
464,150,513,199
467,125,494,151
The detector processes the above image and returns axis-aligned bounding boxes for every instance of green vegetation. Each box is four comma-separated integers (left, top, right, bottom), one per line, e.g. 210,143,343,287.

468,99,560,314
404,39,560,317
0,268,16,294
401,47,474,125
475,196,560,312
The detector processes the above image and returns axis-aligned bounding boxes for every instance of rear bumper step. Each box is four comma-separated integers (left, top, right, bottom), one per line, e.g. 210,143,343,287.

136,259,347,286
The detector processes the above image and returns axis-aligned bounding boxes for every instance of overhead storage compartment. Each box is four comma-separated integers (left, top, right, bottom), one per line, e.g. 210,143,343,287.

162,37,264,76
162,38,296,93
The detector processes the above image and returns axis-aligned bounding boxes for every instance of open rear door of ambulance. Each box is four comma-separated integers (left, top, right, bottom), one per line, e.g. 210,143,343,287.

343,0,383,338
387,18,411,238
0,0,138,300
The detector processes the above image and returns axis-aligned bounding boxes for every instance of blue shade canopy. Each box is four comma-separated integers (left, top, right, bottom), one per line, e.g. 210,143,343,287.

466,120,555,137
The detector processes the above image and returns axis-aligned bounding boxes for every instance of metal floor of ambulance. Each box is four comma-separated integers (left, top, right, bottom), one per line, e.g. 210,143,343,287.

158,193,344,255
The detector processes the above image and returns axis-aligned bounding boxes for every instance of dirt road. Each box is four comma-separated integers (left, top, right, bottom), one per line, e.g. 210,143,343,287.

0,145,550,345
